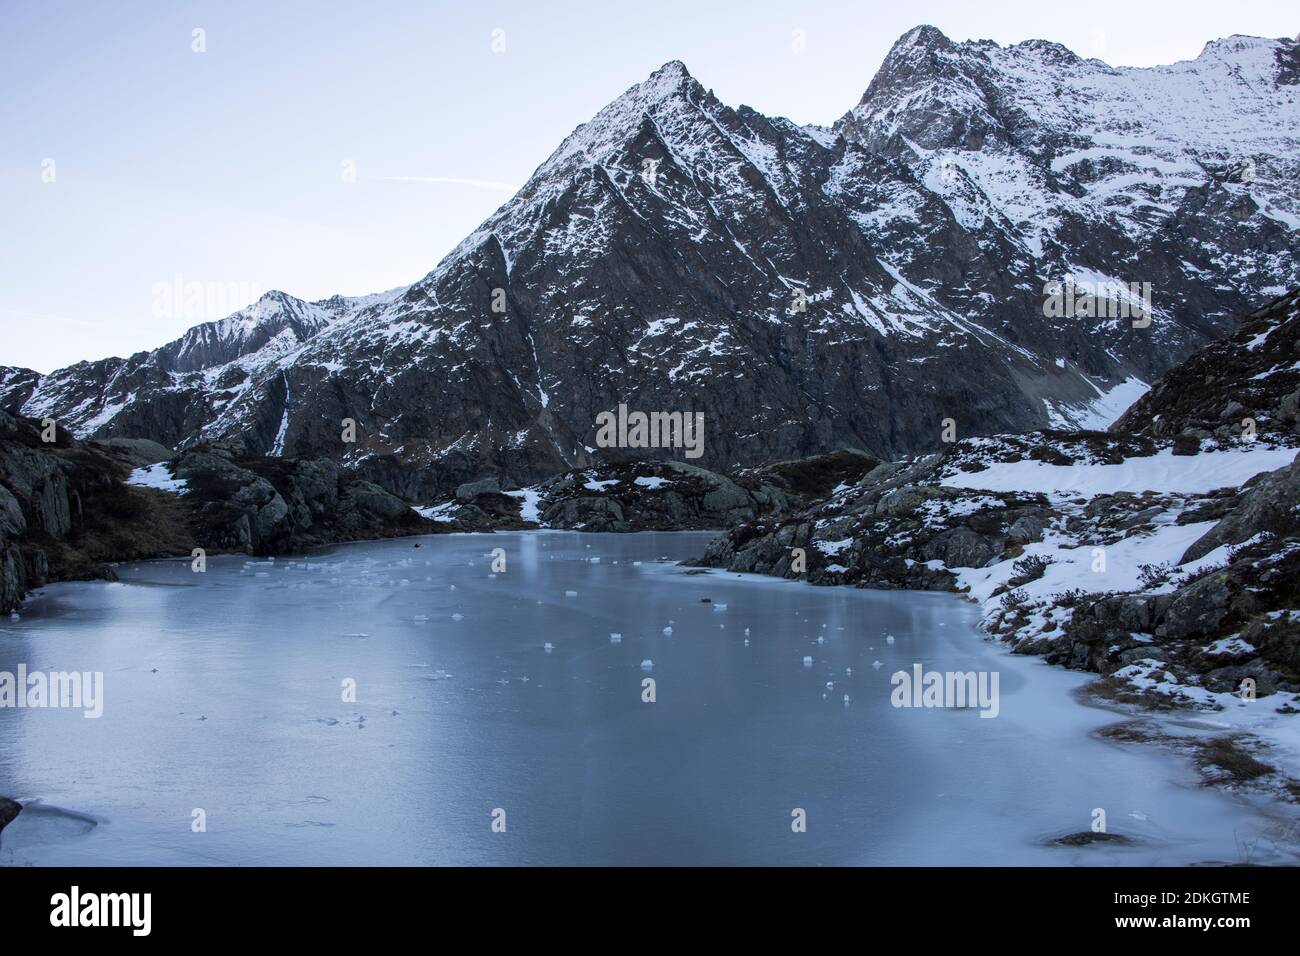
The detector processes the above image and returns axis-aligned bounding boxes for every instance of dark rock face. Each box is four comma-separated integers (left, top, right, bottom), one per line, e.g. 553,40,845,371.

0,796,21,834
437,450,880,533
537,451,879,531
7,30,1297,502
0,411,437,614
0,367,40,413
166,445,433,555
1114,290,1300,446
1180,453,1300,563
0,410,144,613
697,448,1052,591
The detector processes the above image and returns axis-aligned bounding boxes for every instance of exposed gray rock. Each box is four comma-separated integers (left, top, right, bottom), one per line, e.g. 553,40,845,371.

1181,453,1300,563
456,477,501,503
0,796,21,834
0,409,439,613
1007,515,1045,544
98,437,173,469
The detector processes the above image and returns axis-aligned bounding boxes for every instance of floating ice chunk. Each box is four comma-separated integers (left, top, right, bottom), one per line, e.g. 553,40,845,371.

451,613,464,622
589,557,601,563
565,590,578,598
825,681,834,689
843,694,851,705
414,615,429,622
845,667,852,676
802,656,813,667
817,636,825,645
713,603,727,611
640,659,654,670
632,561,642,566
744,627,750,636
886,636,895,645
544,642,554,652
610,633,622,643
662,626,673,636
872,660,882,669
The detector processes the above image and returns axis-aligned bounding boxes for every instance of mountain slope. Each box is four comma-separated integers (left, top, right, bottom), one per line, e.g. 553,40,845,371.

7,28,1298,501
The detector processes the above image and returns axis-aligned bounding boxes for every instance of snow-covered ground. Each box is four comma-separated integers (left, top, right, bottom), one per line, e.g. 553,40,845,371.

941,444,1298,499
124,462,188,495
1044,377,1150,431
503,487,542,523
941,443,1300,793
412,501,458,523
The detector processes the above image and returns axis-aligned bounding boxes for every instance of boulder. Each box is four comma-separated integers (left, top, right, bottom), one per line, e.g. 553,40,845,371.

345,481,412,522
1007,514,1044,544
1181,454,1300,563
1163,572,1232,641
941,526,996,569
0,796,21,834
456,476,501,503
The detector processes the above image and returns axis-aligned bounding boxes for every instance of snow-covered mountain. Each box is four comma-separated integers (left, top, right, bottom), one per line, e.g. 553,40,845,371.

2,289,400,448
4,26,1297,500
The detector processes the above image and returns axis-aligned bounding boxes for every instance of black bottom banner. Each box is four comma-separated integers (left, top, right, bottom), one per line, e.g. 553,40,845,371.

0,865,1289,941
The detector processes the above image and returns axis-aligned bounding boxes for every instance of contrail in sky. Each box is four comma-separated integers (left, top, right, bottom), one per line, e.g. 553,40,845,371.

368,176,521,193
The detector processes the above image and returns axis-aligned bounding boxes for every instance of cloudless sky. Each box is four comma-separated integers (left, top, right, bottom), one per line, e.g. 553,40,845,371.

2,0,1296,371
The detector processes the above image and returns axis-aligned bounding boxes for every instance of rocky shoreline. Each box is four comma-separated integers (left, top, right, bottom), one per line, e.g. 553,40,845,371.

0,412,437,615
690,290,1300,802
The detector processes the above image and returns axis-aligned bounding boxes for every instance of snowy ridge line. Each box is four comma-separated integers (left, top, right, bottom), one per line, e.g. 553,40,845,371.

5,27,1295,496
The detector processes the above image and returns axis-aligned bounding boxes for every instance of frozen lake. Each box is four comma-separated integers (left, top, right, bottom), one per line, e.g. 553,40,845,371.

0,531,1290,866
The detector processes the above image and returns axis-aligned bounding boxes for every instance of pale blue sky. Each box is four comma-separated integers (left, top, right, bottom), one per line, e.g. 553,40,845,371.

2,0,1295,371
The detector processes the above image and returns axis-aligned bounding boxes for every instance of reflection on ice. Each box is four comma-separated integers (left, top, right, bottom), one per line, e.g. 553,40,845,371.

0,531,1294,866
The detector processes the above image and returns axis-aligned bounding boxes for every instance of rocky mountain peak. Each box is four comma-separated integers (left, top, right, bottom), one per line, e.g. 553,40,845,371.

1199,33,1290,59
529,58,709,179
6,27,1297,502
889,24,956,57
